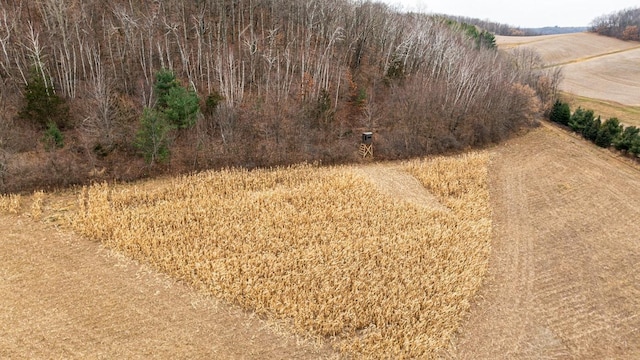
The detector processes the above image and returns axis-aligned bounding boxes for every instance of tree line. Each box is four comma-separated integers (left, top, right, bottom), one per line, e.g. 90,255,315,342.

443,15,536,36
0,0,559,193
550,100,640,156
590,7,640,41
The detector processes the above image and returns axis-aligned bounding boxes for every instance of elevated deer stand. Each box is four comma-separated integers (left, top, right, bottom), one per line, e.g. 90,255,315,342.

359,132,373,158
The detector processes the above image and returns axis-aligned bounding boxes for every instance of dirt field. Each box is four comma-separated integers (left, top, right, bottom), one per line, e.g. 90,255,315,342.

497,33,640,108
560,47,640,107
448,124,640,358
355,163,449,213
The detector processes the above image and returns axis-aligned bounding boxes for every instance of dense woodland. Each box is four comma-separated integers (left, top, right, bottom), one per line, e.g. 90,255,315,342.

0,0,560,193
591,7,640,40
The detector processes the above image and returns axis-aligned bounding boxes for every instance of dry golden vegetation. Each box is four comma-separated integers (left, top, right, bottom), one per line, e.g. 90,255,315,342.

0,193,21,214
61,152,491,358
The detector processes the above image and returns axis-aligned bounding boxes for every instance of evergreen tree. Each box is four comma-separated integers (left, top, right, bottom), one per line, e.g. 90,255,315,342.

136,69,201,164
456,23,497,50
154,69,180,109
613,126,640,152
135,108,172,165
584,116,601,142
152,69,200,129
549,100,570,125
595,117,623,148
163,86,200,129
630,135,640,156
479,31,497,49
204,91,224,116
42,121,64,150
568,107,594,133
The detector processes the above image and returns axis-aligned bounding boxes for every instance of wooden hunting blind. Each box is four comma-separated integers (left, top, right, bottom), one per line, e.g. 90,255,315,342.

362,132,373,144
359,132,373,158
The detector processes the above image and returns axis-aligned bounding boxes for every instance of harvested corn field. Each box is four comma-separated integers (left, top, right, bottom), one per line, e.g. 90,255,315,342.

71,153,491,358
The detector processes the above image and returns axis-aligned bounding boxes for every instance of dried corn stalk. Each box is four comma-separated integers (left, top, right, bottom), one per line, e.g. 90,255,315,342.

72,153,492,358
30,190,45,219
0,193,22,214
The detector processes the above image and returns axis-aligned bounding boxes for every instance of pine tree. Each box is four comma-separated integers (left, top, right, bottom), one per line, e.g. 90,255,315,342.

154,69,180,109
153,69,200,129
630,135,640,156
135,69,201,164
568,107,594,133
479,31,497,49
584,116,601,142
595,118,622,148
549,100,570,125
163,86,200,129
613,126,640,152
42,121,64,150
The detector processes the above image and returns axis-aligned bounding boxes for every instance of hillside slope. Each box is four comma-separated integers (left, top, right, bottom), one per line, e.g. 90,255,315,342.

497,33,640,106
449,125,640,358
0,0,554,193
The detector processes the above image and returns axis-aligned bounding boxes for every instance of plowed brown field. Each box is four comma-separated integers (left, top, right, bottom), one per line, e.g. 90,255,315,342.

448,124,640,359
497,32,640,121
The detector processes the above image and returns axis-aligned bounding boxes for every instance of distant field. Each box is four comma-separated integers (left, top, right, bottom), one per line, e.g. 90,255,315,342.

496,33,639,65
497,32,640,109
560,91,640,128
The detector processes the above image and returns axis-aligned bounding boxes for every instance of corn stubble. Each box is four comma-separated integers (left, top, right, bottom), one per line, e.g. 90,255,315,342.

72,152,491,358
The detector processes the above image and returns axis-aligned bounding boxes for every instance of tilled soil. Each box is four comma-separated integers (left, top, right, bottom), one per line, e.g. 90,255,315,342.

448,124,640,359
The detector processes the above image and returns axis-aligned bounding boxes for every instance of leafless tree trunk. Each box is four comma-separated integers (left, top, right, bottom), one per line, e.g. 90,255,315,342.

81,48,119,150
